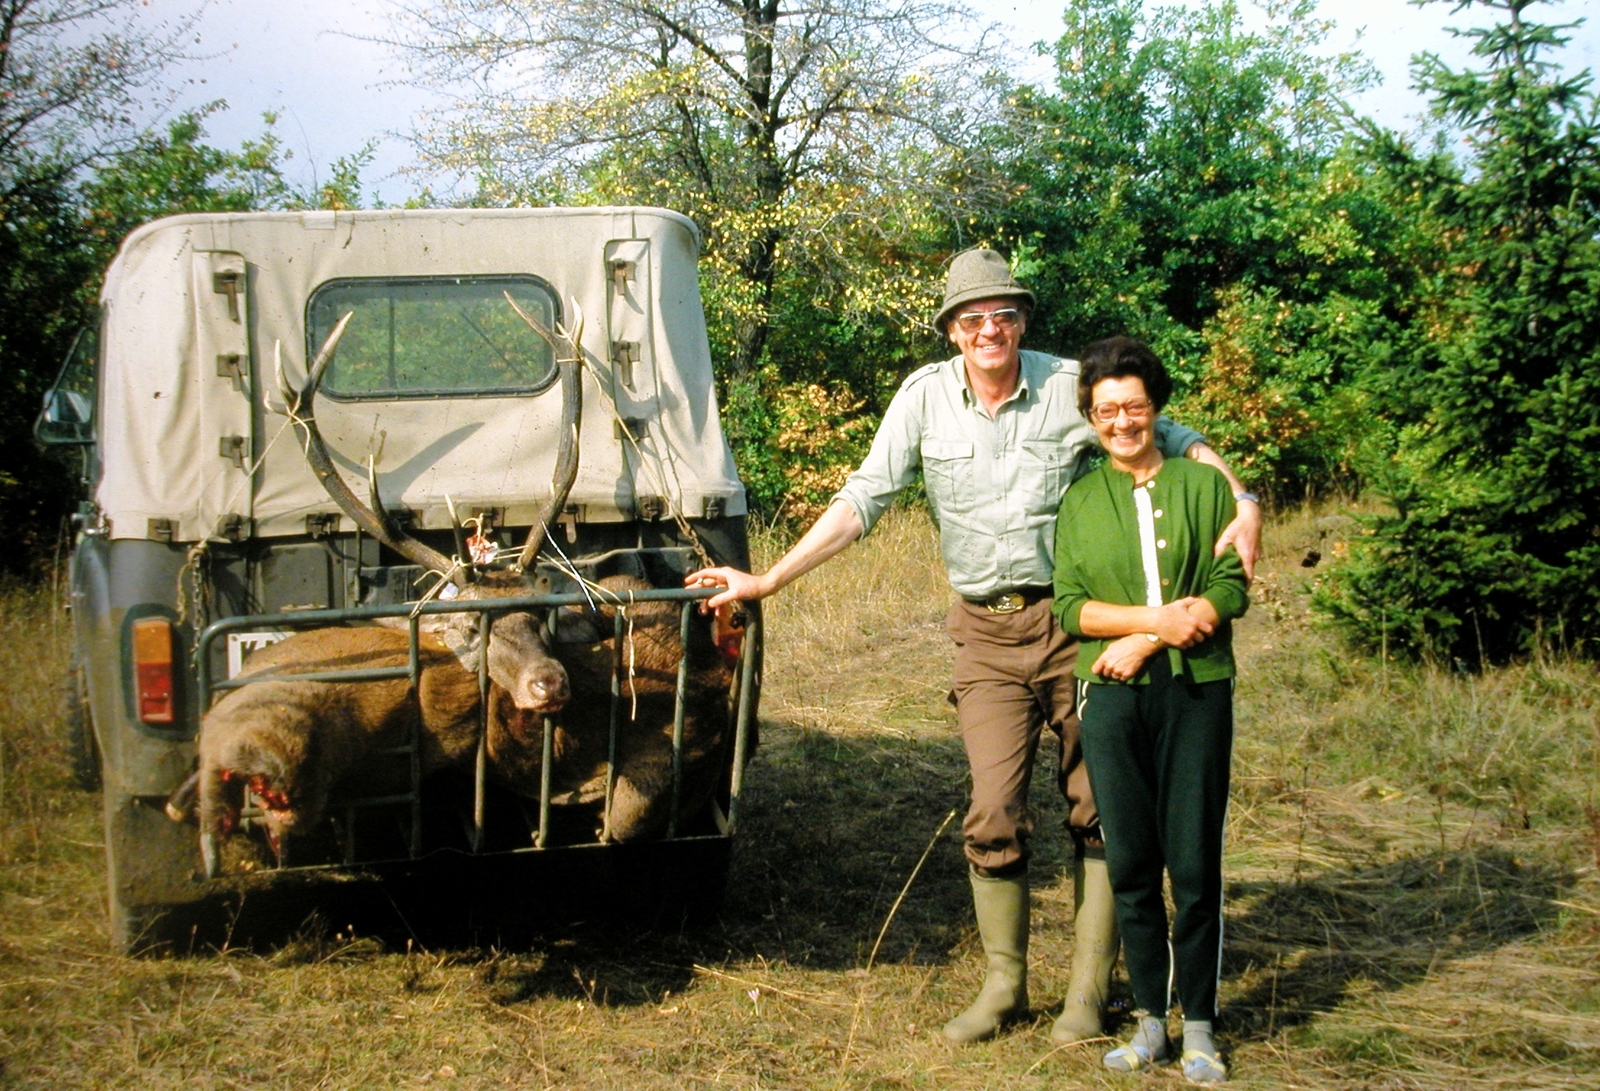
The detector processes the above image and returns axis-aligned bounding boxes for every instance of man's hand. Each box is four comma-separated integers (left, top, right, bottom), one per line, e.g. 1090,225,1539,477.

685,502,864,611
1215,497,1261,580
1091,635,1162,682
685,567,769,611
1182,442,1262,580
1153,598,1213,648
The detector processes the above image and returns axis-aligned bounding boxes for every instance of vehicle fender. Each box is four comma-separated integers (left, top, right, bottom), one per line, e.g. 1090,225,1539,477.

72,536,198,797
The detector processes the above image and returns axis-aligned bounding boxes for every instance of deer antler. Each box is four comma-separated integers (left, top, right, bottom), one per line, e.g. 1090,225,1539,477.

504,294,585,573
293,312,457,578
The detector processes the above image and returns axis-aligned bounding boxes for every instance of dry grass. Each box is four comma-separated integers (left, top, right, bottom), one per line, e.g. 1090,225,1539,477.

1,506,1597,1089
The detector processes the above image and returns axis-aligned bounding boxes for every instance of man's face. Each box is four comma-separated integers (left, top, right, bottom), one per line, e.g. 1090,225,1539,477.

947,297,1026,382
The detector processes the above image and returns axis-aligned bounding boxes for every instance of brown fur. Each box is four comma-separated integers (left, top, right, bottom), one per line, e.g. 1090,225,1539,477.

196,624,568,868
548,575,736,842
191,572,743,867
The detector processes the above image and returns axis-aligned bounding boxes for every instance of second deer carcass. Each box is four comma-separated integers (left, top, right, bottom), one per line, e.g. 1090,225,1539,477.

537,574,739,843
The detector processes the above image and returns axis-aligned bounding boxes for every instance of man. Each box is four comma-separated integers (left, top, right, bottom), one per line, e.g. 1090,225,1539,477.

688,249,1260,1044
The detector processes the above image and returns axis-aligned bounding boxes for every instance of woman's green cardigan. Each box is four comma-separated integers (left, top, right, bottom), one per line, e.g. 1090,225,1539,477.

1051,456,1249,684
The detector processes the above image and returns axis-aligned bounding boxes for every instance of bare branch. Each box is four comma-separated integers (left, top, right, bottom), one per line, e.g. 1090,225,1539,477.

0,0,201,189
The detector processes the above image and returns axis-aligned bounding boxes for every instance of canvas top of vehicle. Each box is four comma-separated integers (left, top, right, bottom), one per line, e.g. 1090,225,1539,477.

88,206,745,543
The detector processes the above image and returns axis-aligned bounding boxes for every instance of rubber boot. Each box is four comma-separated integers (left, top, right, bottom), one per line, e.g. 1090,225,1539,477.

1051,852,1119,1044
941,869,1029,1042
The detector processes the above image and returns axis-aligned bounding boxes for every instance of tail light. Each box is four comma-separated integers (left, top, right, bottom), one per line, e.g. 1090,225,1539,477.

131,617,176,724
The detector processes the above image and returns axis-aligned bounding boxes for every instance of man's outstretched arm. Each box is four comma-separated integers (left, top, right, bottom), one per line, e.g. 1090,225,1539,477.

686,501,864,609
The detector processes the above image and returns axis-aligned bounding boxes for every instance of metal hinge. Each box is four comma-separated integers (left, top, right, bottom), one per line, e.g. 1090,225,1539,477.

611,340,639,386
636,495,666,521
216,353,245,387
219,435,247,470
213,269,242,322
610,259,635,294
147,518,174,543
702,496,726,519
215,514,249,542
306,513,339,539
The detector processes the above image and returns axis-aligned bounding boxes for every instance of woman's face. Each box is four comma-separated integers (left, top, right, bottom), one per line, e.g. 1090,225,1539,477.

1088,375,1157,466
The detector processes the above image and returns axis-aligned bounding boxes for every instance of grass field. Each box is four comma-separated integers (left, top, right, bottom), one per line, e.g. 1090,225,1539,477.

1,506,1597,1089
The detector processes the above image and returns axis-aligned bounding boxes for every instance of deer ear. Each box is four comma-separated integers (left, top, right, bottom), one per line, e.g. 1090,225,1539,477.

436,622,484,675
552,606,606,645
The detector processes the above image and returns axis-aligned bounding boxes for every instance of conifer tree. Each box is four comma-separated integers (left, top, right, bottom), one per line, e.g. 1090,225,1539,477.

1316,0,1600,664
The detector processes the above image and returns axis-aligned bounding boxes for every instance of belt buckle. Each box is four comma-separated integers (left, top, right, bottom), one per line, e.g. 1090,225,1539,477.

985,592,1026,614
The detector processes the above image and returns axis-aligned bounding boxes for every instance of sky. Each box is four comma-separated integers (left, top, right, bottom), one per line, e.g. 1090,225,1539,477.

134,0,1600,205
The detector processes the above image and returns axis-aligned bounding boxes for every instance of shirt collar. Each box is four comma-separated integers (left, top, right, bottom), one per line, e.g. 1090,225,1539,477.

950,352,1034,410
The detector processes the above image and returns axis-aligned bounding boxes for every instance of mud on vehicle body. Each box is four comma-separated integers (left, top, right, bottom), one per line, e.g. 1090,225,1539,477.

37,208,762,953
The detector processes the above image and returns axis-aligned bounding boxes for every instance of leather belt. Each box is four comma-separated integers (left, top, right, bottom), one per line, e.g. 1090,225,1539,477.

968,586,1051,614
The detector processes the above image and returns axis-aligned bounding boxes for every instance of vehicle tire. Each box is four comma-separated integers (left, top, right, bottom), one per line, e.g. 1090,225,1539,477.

65,652,100,791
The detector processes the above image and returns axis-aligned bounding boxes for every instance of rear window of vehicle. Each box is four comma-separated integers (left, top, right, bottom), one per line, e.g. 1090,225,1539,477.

307,275,561,399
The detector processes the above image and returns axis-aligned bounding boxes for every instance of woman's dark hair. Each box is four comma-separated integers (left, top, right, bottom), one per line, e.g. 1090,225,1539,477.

1077,335,1172,417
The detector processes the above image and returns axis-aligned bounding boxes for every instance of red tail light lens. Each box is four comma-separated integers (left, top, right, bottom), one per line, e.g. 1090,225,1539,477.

131,617,175,724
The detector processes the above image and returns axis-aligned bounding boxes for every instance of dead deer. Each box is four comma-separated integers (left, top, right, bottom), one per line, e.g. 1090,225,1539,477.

195,622,569,871
189,301,586,875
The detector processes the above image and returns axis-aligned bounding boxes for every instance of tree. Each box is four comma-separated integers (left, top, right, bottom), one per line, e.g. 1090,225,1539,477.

978,0,1451,497
0,5,382,573
0,109,312,573
1314,0,1600,664
0,0,196,187
0,0,199,568
994,0,1372,352
386,0,1010,376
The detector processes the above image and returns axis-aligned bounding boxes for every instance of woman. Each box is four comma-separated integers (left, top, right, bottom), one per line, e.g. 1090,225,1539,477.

1050,336,1248,1084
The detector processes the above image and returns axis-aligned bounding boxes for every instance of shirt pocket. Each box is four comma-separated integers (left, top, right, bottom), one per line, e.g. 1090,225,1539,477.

1020,440,1069,514
921,440,975,516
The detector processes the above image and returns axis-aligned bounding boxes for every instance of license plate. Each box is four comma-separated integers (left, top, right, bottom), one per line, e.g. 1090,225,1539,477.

226,631,291,678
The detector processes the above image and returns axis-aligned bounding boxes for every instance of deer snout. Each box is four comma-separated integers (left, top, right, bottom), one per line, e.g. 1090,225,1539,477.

513,660,570,713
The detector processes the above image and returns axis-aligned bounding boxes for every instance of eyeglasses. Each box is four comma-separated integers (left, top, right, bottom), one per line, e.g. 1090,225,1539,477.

953,308,1023,332
1088,398,1154,423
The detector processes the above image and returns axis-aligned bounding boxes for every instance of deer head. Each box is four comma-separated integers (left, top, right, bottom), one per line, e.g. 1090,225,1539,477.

288,299,586,713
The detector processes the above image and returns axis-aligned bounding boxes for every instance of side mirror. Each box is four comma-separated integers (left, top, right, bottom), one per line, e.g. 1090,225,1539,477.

34,323,97,446
35,388,95,445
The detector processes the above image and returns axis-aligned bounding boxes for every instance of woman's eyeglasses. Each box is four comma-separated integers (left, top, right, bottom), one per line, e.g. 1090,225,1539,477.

1088,398,1154,423
953,308,1023,332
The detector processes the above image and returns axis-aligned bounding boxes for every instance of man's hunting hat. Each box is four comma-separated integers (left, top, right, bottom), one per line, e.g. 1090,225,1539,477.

935,248,1036,331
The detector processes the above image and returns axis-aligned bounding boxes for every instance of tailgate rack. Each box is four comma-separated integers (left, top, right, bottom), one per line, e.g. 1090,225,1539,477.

193,584,759,874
